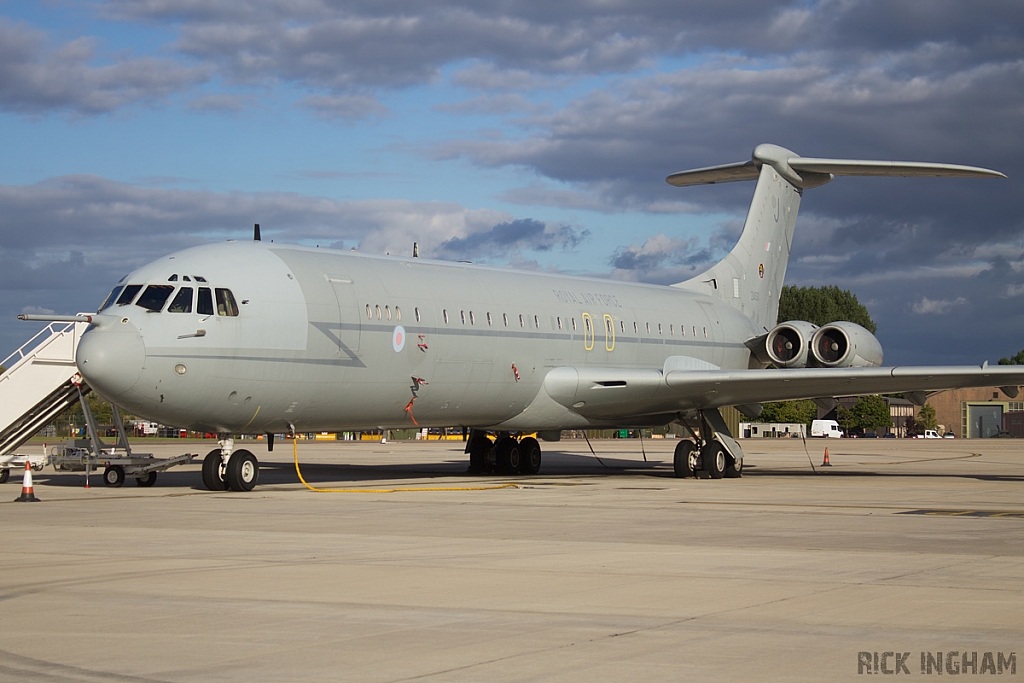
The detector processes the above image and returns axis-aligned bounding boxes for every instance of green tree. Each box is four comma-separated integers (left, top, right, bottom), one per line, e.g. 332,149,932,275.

777,285,877,333
998,349,1024,365
759,399,818,425
917,403,938,431
839,395,892,435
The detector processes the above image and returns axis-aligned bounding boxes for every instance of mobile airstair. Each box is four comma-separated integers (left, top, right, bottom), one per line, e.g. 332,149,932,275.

0,317,194,486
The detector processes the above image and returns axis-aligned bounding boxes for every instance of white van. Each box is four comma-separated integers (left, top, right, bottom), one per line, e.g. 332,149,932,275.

922,430,941,439
811,419,843,438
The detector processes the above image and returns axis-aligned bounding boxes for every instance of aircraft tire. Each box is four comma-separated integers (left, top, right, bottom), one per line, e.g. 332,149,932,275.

495,437,521,475
467,433,493,474
702,442,726,480
136,471,158,487
673,440,697,478
725,456,743,478
202,450,228,491
103,465,125,487
519,437,542,475
226,450,259,492
0,469,9,484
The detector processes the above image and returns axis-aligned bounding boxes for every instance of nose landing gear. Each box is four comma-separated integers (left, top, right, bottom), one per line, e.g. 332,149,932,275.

202,438,260,491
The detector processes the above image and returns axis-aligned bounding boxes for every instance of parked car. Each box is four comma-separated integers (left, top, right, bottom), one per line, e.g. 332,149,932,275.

943,431,955,438
882,433,897,438
922,430,941,439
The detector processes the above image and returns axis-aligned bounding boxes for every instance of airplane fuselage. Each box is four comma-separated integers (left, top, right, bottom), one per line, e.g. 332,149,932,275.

77,241,760,434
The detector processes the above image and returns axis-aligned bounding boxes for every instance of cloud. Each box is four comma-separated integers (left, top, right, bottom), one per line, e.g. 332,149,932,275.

0,18,207,115
298,94,390,121
436,218,588,260
911,296,968,314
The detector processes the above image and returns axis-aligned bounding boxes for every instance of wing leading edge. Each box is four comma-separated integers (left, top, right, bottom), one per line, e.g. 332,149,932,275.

540,363,1024,422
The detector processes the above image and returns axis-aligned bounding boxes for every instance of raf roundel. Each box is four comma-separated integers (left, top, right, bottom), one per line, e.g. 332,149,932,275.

392,325,406,352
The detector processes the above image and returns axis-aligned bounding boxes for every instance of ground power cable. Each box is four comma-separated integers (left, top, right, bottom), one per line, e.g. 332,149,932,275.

801,432,817,474
292,438,520,493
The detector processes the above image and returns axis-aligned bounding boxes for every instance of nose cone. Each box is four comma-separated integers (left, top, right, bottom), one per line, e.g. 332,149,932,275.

77,319,146,400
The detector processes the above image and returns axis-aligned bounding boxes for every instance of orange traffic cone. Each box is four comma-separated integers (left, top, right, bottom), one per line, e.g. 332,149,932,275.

15,460,39,502
821,448,832,467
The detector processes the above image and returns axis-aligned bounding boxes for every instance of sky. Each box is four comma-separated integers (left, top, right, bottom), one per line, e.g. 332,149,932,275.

0,0,1022,365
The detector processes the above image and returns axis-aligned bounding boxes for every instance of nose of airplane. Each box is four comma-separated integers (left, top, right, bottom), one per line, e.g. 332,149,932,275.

77,318,146,400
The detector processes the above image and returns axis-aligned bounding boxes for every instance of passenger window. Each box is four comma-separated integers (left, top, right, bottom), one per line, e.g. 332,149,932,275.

116,285,143,306
470,311,476,325
215,289,239,316
414,307,420,322
366,304,372,319
487,312,492,326
633,322,638,334
135,285,175,312
385,305,392,320
375,305,382,320
572,318,576,331
620,320,624,333
556,317,562,330
443,309,449,324
503,313,508,326
396,306,401,321
519,314,524,328
98,286,124,312
460,310,466,324
534,315,539,329
658,323,663,335
167,287,194,313
197,288,214,316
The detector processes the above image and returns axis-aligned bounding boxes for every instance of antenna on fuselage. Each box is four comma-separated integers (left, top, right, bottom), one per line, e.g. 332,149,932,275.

253,223,261,241
412,242,419,258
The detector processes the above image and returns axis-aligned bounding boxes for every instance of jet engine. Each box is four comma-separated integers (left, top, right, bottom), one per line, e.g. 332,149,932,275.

764,321,819,368
810,321,883,368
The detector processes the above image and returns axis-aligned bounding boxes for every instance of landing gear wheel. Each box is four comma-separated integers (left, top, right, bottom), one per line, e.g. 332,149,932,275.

0,469,8,484
226,450,259,492
467,433,493,474
202,449,228,491
136,471,158,487
495,437,522,475
519,437,542,475
725,455,743,478
103,465,125,487
673,440,697,478
702,442,726,480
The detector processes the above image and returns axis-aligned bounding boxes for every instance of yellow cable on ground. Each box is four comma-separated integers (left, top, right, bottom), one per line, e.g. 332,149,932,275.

292,438,519,493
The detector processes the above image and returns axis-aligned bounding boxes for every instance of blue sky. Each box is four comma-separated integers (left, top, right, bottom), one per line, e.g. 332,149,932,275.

1,0,1022,365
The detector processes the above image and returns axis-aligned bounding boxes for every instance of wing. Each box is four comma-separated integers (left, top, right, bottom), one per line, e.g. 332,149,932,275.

540,362,1024,421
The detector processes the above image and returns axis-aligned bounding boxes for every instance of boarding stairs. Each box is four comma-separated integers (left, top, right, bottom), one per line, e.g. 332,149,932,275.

0,319,91,459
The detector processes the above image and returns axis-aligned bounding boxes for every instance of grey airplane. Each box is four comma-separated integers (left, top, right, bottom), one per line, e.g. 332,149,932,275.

35,144,1023,492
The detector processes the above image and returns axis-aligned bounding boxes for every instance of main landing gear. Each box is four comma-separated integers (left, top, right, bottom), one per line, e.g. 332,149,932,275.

202,438,260,492
672,409,744,480
466,430,542,476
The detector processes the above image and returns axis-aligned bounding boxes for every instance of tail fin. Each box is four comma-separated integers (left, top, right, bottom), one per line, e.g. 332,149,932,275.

668,143,1004,331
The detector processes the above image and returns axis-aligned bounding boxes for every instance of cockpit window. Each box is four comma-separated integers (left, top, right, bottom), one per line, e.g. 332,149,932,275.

215,288,239,317
167,287,193,313
168,274,178,282
98,286,124,312
135,285,174,312
197,287,214,316
115,285,143,306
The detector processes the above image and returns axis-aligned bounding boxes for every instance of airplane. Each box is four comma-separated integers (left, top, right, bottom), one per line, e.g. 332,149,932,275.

24,143,1024,492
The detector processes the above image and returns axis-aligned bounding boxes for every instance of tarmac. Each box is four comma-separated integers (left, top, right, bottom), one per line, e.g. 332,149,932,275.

2,437,1023,682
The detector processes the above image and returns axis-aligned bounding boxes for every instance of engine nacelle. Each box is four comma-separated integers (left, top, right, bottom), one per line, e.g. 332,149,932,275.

810,321,883,368
765,321,819,368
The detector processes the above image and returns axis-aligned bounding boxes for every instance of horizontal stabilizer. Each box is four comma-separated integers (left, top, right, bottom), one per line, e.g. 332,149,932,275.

667,143,1006,190
665,160,758,187
789,157,1006,179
